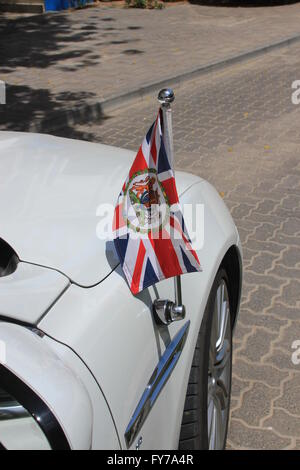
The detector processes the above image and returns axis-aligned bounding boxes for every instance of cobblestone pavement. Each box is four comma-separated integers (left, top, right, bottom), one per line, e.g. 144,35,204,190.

2,2,300,130
56,42,300,449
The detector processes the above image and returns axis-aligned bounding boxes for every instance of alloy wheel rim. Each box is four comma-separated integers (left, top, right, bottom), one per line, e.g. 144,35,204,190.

207,279,232,450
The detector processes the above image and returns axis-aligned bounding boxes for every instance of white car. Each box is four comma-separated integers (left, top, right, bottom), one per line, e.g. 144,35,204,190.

0,131,242,450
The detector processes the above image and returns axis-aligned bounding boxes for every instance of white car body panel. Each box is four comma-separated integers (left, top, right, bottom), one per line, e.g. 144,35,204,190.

43,335,121,450
0,262,69,324
0,131,242,450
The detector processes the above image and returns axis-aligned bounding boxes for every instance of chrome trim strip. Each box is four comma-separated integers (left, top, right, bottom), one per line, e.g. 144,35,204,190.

125,320,190,448
0,404,29,421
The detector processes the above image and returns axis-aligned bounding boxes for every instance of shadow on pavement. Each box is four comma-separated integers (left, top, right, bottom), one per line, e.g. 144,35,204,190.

0,11,144,73
0,83,110,140
0,13,100,73
0,12,125,136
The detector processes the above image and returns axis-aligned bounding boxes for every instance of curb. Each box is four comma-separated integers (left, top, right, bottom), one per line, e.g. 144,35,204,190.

0,3,44,13
29,32,300,133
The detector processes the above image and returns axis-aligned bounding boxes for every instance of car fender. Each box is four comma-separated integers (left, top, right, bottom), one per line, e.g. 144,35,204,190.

0,322,93,449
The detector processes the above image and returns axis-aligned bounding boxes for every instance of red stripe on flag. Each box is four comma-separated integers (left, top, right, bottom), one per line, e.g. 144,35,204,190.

131,240,146,294
129,147,148,179
112,202,126,231
169,216,200,265
149,230,183,278
161,177,179,205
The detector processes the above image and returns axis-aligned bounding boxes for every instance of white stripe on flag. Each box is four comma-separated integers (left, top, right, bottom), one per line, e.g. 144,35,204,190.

113,225,128,238
142,136,150,165
123,235,141,283
158,170,174,182
154,118,161,164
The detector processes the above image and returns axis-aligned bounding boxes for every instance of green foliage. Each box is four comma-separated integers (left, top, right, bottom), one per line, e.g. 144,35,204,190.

126,0,165,9
155,0,164,8
133,0,147,8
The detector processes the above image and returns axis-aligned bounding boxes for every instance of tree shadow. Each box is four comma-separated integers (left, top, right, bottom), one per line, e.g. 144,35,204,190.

0,11,144,73
0,10,144,135
0,13,100,72
0,83,110,141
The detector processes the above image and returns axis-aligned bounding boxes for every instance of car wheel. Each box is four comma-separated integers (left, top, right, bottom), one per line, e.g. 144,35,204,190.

179,268,232,450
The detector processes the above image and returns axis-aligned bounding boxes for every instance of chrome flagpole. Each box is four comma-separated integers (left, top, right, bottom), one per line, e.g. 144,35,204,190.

158,88,175,167
153,88,185,324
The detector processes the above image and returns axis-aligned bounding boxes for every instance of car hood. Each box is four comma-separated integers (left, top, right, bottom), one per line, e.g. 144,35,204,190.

0,132,202,287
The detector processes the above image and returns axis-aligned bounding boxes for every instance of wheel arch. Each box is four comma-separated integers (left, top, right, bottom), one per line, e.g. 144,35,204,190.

220,244,242,330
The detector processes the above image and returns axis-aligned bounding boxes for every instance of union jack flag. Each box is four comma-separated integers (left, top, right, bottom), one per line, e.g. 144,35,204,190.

113,109,201,294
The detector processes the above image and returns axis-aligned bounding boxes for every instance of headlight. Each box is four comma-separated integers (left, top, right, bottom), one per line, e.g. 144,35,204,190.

0,365,70,450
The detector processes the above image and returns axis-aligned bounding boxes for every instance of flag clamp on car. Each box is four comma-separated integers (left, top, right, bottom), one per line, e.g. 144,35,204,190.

113,88,201,325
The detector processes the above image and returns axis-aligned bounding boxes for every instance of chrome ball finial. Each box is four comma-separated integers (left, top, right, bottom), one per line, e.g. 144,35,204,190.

158,88,175,105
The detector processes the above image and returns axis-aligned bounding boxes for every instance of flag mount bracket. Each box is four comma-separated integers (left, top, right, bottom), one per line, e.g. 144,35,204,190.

153,299,186,325
153,88,186,326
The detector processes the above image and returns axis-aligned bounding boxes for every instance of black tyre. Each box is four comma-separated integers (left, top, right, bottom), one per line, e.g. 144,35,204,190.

179,268,232,450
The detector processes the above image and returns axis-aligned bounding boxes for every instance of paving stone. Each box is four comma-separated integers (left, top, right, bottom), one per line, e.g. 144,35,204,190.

233,358,289,388
232,323,253,344
280,194,300,212
269,264,300,280
255,199,279,215
246,238,285,255
231,203,255,219
280,280,300,307
263,347,300,372
281,218,300,236
274,374,300,416
268,302,300,322
232,382,280,426
235,218,257,233
273,321,300,353
231,375,251,399
243,271,282,289
242,286,277,313
238,308,287,332
263,408,300,436
247,252,279,275
251,223,280,242
278,175,300,191
277,247,300,268
229,419,291,450
239,328,277,363
271,233,300,247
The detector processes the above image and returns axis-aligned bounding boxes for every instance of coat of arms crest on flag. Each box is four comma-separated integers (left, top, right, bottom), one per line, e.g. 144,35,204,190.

113,108,201,294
